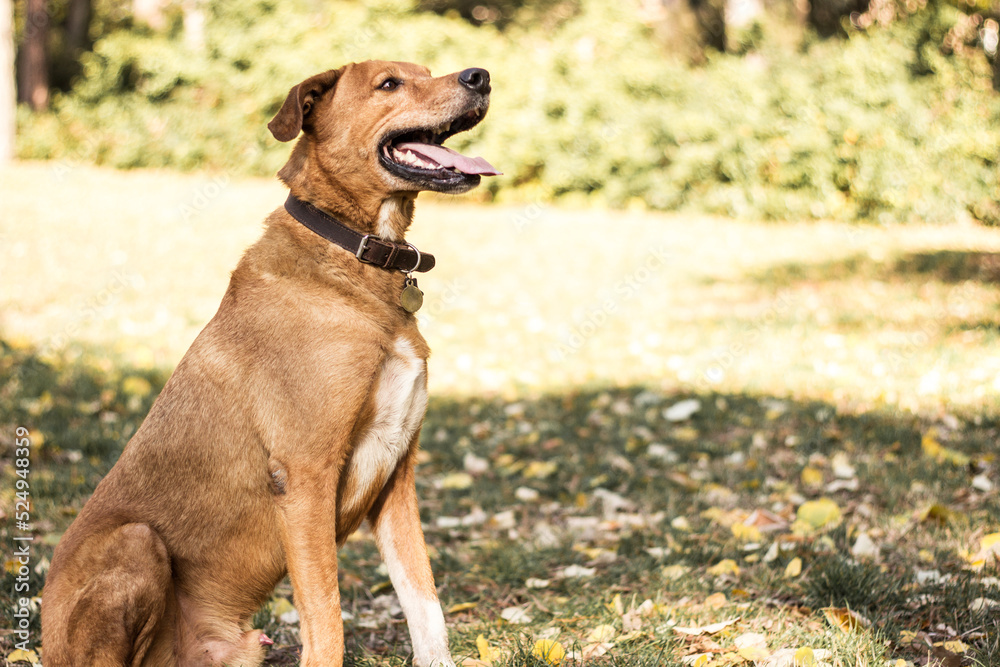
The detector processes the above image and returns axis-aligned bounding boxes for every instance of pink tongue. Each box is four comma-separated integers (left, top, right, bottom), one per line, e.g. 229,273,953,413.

396,142,501,176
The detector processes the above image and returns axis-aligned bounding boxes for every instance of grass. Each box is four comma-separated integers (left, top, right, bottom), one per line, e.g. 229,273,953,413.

2,162,1000,666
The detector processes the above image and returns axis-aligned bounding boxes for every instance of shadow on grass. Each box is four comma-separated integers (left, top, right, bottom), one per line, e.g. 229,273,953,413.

2,338,999,664
750,250,1000,287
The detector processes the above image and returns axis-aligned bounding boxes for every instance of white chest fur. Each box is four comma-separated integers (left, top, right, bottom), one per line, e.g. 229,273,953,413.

340,337,427,519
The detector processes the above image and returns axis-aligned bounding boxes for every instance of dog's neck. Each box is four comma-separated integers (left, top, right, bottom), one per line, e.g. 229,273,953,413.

278,141,417,242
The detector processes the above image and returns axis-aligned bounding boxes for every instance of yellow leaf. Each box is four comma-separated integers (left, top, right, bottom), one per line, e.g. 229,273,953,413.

532,639,566,665
796,498,842,531
7,649,39,665
705,592,728,609
784,557,803,579
731,523,762,543
523,461,558,479
440,472,474,489
448,602,477,614
682,653,713,667
734,632,768,651
942,640,969,653
917,503,953,525
801,467,824,487
663,564,691,580
586,624,618,643
922,429,971,466
794,647,816,666
707,559,740,577
737,646,770,661
476,634,503,663
271,597,295,617
822,607,871,634
607,593,625,616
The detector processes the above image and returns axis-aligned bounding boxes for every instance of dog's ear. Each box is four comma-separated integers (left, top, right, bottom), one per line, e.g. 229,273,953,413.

267,68,343,142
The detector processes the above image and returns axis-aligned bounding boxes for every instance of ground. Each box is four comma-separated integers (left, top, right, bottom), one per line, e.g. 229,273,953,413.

1,162,998,666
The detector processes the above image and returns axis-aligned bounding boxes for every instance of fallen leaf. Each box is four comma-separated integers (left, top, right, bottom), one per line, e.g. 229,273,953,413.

439,472,474,490
794,498,842,532
794,646,816,666
738,646,771,661
448,602,478,614
681,653,713,666
801,467,824,487
500,606,533,624
581,642,614,660
674,617,740,636
477,634,504,662
524,461,558,479
533,639,566,665
822,607,871,634
705,592,728,609
7,649,40,665
587,624,618,643
784,557,802,579
707,559,740,577
664,398,701,422
850,532,879,560
663,564,692,580
557,564,596,579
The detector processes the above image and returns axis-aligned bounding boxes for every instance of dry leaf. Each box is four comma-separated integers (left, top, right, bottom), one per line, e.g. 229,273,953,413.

448,602,478,614
705,592,728,609
586,624,618,643
7,649,40,665
784,557,803,578
500,606,533,624
821,607,871,634
674,617,740,636
707,559,740,577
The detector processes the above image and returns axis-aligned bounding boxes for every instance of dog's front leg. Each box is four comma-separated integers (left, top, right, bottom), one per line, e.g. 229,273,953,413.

276,468,345,667
369,452,454,667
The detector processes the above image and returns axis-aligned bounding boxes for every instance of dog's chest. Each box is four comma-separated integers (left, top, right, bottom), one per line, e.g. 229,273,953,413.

340,336,427,517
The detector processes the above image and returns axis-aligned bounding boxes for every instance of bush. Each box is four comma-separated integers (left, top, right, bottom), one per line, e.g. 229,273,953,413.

16,0,1000,224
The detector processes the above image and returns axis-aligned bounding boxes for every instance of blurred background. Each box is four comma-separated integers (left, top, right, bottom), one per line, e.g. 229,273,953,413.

2,1,1000,665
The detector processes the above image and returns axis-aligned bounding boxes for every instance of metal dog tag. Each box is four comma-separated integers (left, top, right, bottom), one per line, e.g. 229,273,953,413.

400,277,423,313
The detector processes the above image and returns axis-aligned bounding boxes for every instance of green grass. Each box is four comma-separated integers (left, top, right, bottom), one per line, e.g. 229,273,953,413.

2,162,1000,666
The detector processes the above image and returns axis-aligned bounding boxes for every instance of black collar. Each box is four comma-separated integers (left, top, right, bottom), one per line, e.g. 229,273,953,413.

284,194,435,273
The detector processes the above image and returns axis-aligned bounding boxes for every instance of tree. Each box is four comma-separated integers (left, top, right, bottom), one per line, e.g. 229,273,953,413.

0,0,14,163
65,0,92,56
17,0,48,110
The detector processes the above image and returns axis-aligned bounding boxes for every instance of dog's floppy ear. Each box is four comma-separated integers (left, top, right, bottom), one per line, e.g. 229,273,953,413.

268,68,343,142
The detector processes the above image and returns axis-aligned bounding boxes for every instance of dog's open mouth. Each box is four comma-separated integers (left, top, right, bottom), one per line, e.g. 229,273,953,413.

379,108,501,191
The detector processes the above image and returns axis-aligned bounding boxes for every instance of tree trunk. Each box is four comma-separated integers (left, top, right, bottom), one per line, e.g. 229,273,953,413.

65,0,92,55
0,0,15,163
17,0,48,110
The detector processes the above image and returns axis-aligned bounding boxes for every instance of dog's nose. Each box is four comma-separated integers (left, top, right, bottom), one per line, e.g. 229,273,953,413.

458,68,491,95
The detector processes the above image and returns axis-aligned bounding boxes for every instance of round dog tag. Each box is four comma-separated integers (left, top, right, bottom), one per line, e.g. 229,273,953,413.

401,280,423,313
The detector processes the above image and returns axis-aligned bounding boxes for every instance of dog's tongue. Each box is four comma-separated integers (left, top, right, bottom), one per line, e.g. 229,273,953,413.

396,142,501,176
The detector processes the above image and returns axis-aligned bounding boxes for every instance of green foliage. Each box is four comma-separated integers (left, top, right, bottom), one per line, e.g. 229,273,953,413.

15,0,1000,224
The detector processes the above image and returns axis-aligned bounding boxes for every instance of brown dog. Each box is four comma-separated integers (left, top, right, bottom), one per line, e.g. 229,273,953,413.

41,60,499,667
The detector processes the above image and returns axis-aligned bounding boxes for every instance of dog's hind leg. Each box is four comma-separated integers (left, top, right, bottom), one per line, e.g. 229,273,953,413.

62,523,173,667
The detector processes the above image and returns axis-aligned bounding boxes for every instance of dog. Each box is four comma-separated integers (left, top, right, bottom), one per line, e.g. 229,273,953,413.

41,60,499,667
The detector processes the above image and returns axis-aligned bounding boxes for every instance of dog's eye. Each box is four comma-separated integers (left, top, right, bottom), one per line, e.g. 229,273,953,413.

378,78,401,91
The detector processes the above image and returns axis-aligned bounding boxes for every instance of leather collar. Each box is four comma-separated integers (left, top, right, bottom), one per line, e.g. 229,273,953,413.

284,194,435,273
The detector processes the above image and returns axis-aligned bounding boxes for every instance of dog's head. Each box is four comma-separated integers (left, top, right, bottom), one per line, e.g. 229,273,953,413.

269,60,499,197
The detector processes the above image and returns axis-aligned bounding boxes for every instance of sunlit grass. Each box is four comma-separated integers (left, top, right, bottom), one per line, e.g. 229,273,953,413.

4,162,1000,414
